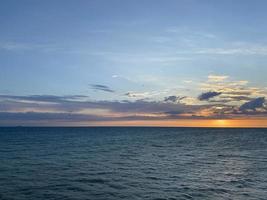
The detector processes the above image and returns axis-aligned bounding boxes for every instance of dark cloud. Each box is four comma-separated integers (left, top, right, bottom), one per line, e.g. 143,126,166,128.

164,96,186,103
239,97,265,111
90,84,115,93
0,94,206,125
198,91,222,101
125,92,134,97
106,100,197,113
0,95,200,114
0,110,210,126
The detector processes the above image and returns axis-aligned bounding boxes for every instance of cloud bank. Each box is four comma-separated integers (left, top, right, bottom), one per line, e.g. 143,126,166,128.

1,75,267,126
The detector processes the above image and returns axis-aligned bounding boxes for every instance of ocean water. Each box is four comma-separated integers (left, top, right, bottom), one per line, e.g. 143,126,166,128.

0,127,267,200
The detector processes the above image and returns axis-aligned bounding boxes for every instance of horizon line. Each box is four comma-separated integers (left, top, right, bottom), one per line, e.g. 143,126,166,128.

1,126,267,129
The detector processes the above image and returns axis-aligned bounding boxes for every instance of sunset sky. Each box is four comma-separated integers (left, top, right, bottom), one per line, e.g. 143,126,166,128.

1,0,267,127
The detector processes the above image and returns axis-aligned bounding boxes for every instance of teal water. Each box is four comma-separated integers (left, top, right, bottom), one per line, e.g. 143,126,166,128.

0,127,267,200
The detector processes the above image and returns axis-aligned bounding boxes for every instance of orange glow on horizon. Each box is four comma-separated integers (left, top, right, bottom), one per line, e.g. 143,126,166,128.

77,119,267,128
213,120,228,127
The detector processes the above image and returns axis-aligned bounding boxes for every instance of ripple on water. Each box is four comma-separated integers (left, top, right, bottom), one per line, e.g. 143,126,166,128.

1,127,267,200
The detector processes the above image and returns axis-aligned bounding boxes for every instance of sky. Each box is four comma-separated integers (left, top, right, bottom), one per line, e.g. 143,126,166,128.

1,0,267,127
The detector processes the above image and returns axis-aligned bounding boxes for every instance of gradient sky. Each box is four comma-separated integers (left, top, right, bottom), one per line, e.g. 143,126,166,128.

1,0,267,126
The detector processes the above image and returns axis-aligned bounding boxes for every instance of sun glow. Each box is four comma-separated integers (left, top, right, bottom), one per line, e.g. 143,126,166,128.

76,119,267,127
213,120,228,127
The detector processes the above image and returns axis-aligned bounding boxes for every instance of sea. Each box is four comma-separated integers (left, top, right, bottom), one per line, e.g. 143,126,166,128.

0,127,267,200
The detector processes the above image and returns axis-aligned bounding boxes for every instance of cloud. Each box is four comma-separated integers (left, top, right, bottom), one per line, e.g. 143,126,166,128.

0,109,210,126
195,46,267,56
0,94,198,114
239,97,265,111
164,95,186,103
90,84,115,93
198,91,222,101
0,42,62,53
0,94,208,125
125,92,149,98
108,53,191,64
183,80,193,84
0,94,88,103
208,75,229,82
97,100,198,114
1,85,267,125
200,74,267,105
124,90,165,99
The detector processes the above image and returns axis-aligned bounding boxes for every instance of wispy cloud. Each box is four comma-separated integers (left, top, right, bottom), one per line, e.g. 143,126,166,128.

90,84,115,93
208,75,229,82
124,90,165,99
195,46,267,56
165,27,217,39
125,91,149,98
0,94,88,103
0,42,61,52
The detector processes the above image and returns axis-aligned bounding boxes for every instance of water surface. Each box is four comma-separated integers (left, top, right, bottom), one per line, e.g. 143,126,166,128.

1,127,267,200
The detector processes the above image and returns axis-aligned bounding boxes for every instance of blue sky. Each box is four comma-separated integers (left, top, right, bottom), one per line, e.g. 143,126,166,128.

1,0,267,126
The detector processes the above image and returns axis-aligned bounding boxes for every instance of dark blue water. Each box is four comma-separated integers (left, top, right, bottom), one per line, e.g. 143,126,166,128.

1,127,267,200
